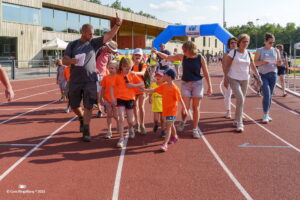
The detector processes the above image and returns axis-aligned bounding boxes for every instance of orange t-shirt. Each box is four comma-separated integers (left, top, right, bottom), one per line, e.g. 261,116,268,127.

154,83,181,117
113,73,143,101
132,64,147,95
64,66,71,82
100,75,116,103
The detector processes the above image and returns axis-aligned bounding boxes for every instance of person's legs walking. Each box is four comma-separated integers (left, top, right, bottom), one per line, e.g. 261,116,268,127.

229,78,245,132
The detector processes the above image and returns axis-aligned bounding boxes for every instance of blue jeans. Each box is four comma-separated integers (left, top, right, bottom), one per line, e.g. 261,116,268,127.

260,72,277,114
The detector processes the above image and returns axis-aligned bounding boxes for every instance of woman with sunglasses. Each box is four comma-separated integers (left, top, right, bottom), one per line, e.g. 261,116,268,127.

222,37,237,119
254,33,282,123
224,34,262,132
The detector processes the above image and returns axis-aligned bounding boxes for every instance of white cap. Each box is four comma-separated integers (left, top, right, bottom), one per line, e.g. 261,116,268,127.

133,48,143,55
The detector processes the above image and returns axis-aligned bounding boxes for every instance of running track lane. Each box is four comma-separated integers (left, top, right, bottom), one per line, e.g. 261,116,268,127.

0,68,299,199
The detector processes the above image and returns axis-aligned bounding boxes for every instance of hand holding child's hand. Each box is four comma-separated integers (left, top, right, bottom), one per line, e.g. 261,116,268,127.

126,83,135,88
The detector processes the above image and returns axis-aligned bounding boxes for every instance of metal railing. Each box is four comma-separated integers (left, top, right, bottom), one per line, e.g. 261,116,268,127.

0,59,57,80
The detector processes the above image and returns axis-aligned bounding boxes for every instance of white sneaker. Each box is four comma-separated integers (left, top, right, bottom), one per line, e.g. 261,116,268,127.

225,111,231,119
267,115,272,121
177,121,185,132
262,115,269,124
116,138,124,148
105,131,112,139
192,128,201,138
236,123,244,132
129,127,135,139
65,107,71,113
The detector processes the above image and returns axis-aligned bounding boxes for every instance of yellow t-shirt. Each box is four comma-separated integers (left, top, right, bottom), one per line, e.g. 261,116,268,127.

150,82,163,113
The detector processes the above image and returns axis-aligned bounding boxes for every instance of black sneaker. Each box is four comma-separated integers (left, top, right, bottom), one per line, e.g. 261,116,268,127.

153,123,159,133
96,111,102,118
79,117,84,132
161,130,166,138
82,125,91,142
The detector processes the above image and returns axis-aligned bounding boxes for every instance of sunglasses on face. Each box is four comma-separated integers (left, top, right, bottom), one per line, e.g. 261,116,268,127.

124,76,129,83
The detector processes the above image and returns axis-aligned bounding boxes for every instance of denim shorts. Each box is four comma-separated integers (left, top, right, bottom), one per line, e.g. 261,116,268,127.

181,80,204,98
166,116,176,121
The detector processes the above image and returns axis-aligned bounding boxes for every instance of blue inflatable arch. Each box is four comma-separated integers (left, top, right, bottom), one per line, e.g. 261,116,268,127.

153,23,233,50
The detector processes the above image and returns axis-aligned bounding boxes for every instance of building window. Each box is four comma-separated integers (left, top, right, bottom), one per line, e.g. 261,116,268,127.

54,10,67,32
67,12,79,33
41,7,110,35
215,39,218,48
0,37,17,59
90,17,101,36
203,37,206,47
101,19,111,35
79,15,90,32
42,8,53,31
2,3,40,25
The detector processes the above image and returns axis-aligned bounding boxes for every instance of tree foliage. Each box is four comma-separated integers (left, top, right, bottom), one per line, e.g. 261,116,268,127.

227,22,300,53
87,0,101,4
110,0,156,19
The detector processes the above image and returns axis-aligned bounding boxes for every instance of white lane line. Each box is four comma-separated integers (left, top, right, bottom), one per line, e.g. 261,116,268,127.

0,100,58,125
219,82,300,153
0,107,66,111
112,136,129,200
0,88,58,106
248,84,300,116
0,144,37,147
201,135,253,200
0,116,77,181
0,83,55,95
189,110,253,199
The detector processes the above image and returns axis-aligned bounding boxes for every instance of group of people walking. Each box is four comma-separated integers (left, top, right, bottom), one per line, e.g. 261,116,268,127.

0,13,288,152
56,11,287,152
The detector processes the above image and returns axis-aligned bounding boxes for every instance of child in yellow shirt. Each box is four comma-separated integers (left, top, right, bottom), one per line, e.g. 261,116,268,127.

149,70,165,137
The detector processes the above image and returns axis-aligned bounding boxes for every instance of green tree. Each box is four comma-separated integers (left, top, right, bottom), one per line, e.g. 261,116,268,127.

88,0,101,4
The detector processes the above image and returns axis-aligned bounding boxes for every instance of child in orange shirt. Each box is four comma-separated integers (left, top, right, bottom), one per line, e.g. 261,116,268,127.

111,57,144,148
141,68,188,152
131,48,148,135
100,60,119,139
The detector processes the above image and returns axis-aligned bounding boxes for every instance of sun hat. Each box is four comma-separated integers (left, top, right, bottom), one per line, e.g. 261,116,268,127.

106,40,118,52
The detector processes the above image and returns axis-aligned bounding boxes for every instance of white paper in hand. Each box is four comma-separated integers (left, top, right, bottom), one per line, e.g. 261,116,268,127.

75,53,86,66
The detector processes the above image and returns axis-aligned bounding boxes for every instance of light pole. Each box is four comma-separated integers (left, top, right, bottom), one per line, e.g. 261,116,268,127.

223,0,226,53
255,18,260,49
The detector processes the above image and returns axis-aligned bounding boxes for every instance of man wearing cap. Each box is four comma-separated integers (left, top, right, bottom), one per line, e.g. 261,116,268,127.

95,40,118,118
63,13,122,142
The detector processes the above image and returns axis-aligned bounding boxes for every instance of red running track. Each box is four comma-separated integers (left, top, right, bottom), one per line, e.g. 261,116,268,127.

0,66,299,200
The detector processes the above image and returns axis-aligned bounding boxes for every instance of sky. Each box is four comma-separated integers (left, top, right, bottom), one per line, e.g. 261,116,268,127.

101,0,300,27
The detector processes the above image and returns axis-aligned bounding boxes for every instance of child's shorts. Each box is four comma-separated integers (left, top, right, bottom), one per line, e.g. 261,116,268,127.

165,116,176,121
58,81,67,89
104,100,116,107
117,99,134,109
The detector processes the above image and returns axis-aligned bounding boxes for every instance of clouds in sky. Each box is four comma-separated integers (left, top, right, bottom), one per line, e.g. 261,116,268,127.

149,0,191,12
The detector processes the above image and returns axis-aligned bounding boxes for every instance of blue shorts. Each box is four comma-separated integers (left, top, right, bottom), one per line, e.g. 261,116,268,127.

166,116,176,121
